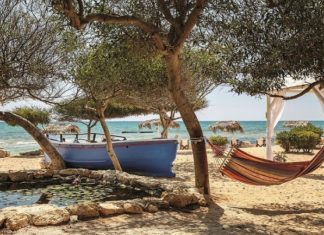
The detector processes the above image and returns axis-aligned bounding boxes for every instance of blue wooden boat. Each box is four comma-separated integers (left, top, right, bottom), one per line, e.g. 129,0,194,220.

46,135,178,177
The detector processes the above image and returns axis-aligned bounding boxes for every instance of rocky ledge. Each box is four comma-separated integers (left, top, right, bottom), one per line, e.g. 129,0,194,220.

0,169,207,231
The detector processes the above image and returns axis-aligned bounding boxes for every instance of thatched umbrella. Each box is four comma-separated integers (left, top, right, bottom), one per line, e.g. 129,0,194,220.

43,123,80,134
209,121,244,133
138,119,180,129
283,121,309,128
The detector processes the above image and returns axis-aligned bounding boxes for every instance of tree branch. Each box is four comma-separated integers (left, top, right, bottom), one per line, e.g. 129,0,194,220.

52,0,166,51
267,80,323,100
174,0,207,52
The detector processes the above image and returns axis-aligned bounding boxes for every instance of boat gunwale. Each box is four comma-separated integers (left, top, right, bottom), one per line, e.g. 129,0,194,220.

51,139,179,148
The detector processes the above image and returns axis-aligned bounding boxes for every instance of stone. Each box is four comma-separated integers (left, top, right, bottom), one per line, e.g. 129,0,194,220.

142,197,169,209
102,171,116,182
116,172,131,185
70,215,78,223
0,149,9,158
88,170,104,179
8,171,28,182
5,213,30,231
59,168,90,177
0,172,8,182
0,214,5,228
31,208,70,226
99,202,124,216
146,204,159,213
161,192,199,208
67,202,99,219
123,203,143,214
33,169,53,179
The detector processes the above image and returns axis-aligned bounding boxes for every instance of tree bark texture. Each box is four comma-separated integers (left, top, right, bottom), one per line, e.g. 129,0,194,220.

96,107,122,171
0,111,65,170
165,53,210,195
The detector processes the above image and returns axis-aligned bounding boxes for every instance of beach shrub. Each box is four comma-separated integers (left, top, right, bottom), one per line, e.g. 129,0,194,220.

209,136,228,146
276,131,291,152
291,124,323,140
276,125,322,153
273,152,287,163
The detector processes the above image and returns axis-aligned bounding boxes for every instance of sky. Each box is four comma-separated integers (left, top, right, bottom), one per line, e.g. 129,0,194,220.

1,86,323,121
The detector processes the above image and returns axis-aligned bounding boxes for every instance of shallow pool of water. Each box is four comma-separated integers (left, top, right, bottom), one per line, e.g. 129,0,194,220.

0,182,153,208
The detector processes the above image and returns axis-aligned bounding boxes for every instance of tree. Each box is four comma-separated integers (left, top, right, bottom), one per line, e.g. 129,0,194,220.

0,0,72,169
13,107,50,127
51,0,239,194
72,42,143,171
213,0,324,99
54,99,149,141
123,48,220,138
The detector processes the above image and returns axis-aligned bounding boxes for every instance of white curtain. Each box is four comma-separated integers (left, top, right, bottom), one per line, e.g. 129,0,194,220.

313,86,324,113
266,91,286,160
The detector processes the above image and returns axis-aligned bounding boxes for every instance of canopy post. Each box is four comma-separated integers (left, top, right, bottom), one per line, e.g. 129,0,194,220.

266,95,273,160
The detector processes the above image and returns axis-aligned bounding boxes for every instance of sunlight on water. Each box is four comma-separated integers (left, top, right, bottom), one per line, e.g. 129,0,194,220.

0,121,323,154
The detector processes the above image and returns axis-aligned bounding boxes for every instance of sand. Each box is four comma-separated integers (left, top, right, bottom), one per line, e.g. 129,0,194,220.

1,146,324,234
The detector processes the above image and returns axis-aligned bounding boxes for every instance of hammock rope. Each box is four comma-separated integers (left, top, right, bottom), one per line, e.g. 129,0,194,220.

206,138,324,186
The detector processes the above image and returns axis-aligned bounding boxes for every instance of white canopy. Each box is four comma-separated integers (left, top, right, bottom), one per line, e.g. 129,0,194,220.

266,80,324,160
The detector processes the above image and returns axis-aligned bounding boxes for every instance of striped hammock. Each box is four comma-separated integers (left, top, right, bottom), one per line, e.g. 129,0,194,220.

207,140,324,185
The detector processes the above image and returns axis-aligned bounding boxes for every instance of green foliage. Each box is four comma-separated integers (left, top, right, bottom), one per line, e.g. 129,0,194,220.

209,136,228,146
291,124,323,138
273,152,288,163
276,124,322,153
13,107,50,126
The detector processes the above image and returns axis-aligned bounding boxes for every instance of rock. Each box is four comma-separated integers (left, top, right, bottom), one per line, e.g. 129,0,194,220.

70,215,78,223
123,203,143,214
161,192,199,208
222,224,230,230
67,202,99,219
20,150,41,156
31,208,70,226
0,149,9,158
142,197,169,209
145,204,158,213
99,202,124,216
116,172,131,185
33,169,53,179
88,171,104,179
5,213,30,231
8,171,29,182
102,171,116,183
0,172,8,182
0,214,5,228
59,168,90,177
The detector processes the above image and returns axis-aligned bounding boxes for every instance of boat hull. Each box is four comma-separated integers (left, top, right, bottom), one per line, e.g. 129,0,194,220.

46,139,178,177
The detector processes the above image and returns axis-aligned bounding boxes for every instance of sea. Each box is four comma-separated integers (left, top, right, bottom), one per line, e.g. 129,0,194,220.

0,121,323,154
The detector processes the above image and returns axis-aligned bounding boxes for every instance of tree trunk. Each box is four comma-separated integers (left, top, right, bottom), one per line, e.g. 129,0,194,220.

159,111,169,139
165,53,210,195
0,111,65,170
87,126,91,142
96,106,122,171
161,125,169,139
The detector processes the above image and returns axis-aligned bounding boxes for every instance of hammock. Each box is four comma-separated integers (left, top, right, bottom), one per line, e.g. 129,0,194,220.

207,139,324,185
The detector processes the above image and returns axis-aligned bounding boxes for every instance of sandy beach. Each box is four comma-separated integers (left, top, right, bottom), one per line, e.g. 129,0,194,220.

1,146,324,234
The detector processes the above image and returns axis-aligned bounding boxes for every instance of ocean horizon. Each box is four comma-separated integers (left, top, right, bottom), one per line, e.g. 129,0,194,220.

1,120,323,154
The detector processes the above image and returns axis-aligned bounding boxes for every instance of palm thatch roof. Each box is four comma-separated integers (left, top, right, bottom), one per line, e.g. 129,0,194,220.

138,119,180,129
209,121,244,133
43,124,80,134
283,121,309,128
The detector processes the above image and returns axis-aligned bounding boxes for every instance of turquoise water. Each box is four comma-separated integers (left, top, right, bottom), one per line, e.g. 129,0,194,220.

0,121,323,154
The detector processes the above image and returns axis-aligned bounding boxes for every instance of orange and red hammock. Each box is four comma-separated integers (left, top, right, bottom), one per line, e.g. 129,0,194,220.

207,140,324,186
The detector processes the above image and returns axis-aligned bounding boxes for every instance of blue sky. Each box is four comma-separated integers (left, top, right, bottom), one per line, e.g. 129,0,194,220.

1,86,323,121
114,86,324,121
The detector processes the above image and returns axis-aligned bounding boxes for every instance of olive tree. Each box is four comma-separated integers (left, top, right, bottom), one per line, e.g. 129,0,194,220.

0,0,74,169
50,0,241,194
